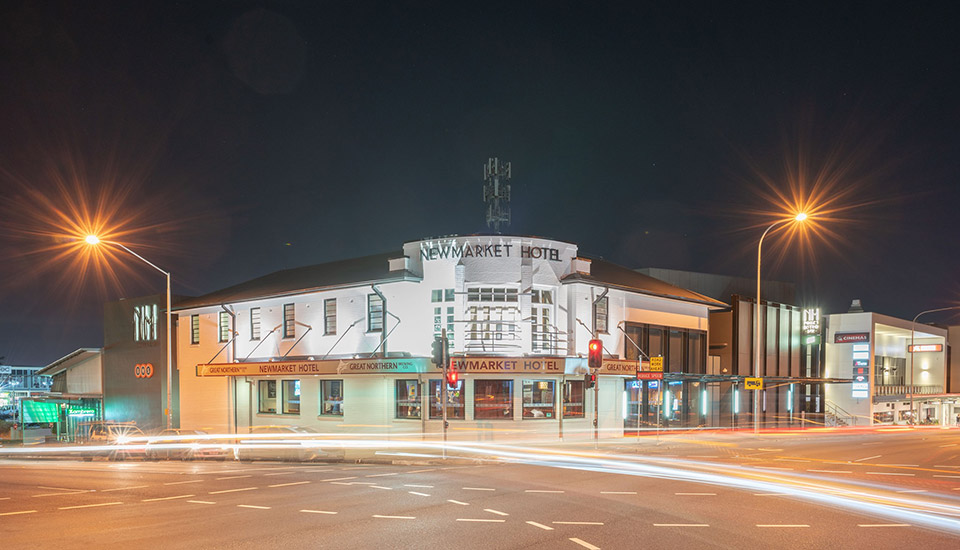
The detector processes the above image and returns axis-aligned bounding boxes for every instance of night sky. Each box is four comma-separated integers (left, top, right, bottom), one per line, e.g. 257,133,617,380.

1,2,959,366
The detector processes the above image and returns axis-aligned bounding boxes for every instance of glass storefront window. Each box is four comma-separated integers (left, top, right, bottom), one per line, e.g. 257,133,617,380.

396,379,421,419
522,380,555,419
281,380,300,414
320,379,343,416
474,379,513,419
668,329,683,373
258,380,277,413
563,380,585,418
429,379,465,419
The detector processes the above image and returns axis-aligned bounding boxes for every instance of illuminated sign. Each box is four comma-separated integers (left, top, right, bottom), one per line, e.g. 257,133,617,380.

804,335,821,346
133,304,158,342
420,240,562,262
636,371,663,380
134,363,154,378
852,382,869,391
852,352,869,360
853,359,869,367
802,308,820,335
835,332,869,344
852,389,869,398
908,344,942,353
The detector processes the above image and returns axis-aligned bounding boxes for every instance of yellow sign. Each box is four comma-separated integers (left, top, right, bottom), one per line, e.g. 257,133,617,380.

649,357,664,372
744,377,763,390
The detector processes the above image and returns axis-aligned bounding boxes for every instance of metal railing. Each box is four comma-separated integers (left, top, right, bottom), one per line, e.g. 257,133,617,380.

874,384,943,396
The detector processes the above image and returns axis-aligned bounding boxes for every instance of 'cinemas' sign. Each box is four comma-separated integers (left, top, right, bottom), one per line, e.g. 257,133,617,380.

835,332,870,344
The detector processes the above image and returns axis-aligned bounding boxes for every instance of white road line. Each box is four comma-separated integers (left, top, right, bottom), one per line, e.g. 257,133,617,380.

238,504,271,509
373,515,415,519
209,487,258,494
463,487,495,491
38,486,88,492
349,482,376,485
939,444,958,448
366,473,398,477
858,524,911,527
301,509,337,514
370,485,392,490
525,490,564,493
268,481,311,488
320,477,358,482
526,521,553,530
484,508,508,516
101,485,150,492
569,538,601,550
675,492,716,496
216,475,252,480
807,469,852,474
654,524,710,527
448,500,470,506
865,472,914,476
330,482,352,486
187,500,216,505
456,518,505,523
407,469,436,473
601,491,636,495
757,524,809,528
142,494,194,502
404,484,434,488
164,479,204,485
59,502,123,510
0,510,37,516
262,472,294,476
854,455,882,462
409,491,431,497
33,491,88,498
934,475,960,478
553,521,604,525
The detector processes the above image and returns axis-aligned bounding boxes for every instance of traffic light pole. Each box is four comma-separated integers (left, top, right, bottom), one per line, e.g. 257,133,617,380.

594,372,599,448
441,328,447,460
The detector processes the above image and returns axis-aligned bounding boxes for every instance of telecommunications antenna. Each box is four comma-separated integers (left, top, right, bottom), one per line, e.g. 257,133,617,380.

483,157,511,233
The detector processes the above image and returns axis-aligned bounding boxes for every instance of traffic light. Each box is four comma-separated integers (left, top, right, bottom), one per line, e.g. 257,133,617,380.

446,367,459,388
588,338,603,369
431,337,444,367
584,372,597,389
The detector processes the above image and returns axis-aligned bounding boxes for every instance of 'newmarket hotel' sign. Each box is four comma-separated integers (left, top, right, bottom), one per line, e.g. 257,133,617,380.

420,241,563,262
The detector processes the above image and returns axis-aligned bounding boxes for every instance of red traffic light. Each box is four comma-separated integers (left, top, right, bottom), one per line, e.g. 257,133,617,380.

446,368,459,388
588,338,603,369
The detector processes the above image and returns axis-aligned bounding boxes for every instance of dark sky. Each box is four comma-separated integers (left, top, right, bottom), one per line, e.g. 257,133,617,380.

1,1,959,366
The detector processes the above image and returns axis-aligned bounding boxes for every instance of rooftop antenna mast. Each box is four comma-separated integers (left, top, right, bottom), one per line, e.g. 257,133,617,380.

483,157,511,234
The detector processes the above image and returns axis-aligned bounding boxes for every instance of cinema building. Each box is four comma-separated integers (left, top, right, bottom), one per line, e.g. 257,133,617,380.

173,235,729,440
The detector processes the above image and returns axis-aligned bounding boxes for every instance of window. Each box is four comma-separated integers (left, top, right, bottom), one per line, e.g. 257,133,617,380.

594,296,608,334
429,379,465,419
219,311,230,343
324,299,337,335
563,380,585,418
250,308,261,340
445,288,455,302
283,303,295,338
368,294,383,332
431,289,443,302
466,287,520,351
190,314,200,345
258,380,277,413
395,379,421,419
282,380,300,414
474,379,513,419
668,329,684,373
531,289,555,353
522,380,555,419
319,380,343,416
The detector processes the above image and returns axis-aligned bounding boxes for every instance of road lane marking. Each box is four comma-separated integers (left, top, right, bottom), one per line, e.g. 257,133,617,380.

858,524,911,527
525,490,564,493
484,508,508,516
463,487,495,491
457,518,505,523
143,494,194,502
854,455,882,462
164,480,204,485
0,510,37,516
933,475,960,478
757,524,809,528
601,491,636,495
33,491,88,498
569,538,601,550
675,492,716,496
268,481,311,488
865,472,914,476
320,477,357,482
262,472,294,477
59,502,123,510
349,482,376,485
807,469,852,474
301,509,337,514
238,504,271,509
448,500,469,506
38,486,89,492
405,484,434,488
366,473,398,477
654,524,710,527
188,500,216,505
407,469,436,473
370,485,392,490
373,515,415,519
409,491,431,497
526,521,553,530
553,521,604,525
209,487,258,494
216,475,252,480
101,485,150,492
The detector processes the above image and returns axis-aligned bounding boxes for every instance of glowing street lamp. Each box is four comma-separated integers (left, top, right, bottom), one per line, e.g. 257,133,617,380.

754,212,807,435
85,236,173,430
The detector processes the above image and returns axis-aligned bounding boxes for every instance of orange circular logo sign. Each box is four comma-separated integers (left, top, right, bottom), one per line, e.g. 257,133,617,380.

134,363,154,378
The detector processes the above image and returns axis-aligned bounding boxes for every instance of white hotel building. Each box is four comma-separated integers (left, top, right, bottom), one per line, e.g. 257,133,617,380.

174,234,727,440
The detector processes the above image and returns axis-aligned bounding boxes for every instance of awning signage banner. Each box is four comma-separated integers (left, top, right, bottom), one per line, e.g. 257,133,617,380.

450,357,564,374
197,358,431,377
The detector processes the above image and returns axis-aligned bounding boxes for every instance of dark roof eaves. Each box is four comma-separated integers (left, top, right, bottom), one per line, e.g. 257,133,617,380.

561,274,728,309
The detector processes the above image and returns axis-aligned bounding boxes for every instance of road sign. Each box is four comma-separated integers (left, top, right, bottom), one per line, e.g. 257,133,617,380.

744,377,763,390
649,357,664,372
636,371,663,380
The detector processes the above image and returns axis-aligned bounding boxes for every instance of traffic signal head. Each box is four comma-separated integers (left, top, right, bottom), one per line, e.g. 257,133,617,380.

588,338,603,369
584,372,597,389
431,337,444,366
446,367,459,388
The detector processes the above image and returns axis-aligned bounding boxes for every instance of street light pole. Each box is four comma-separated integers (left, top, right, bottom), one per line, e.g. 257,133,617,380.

908,305,960,425
754,213,807,436
85,237,174,430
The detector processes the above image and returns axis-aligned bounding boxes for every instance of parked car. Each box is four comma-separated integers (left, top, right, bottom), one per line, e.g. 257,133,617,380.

80,421,147,460
236,425,344,462
145,429,232,461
